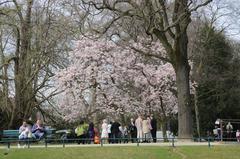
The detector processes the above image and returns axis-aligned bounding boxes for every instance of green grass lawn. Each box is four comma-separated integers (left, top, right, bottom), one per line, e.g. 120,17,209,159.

0,146,240,159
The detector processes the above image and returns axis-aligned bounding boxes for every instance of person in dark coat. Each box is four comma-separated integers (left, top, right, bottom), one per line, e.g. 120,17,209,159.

111,120,121,143
150,114,157,143
128,118,137,143
87,122,95,144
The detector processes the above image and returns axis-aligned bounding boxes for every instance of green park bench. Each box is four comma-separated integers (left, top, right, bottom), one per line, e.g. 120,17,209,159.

2,130,19,142
45,128,56,139
1,129,56,148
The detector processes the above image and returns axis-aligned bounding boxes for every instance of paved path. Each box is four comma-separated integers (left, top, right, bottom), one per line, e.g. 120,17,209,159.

1,141,236,149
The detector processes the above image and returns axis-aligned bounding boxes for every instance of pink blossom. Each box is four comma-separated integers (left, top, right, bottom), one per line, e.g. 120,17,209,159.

54,37,194,121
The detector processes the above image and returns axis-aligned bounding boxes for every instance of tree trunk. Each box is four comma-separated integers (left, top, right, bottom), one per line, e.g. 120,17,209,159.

176,66,192,139
161,120,168,142
159,96,168,142
175,33,193,139
153,0,193,138
172,0,193,139
91,79,101,125
194,88,201,140
12,0,34,128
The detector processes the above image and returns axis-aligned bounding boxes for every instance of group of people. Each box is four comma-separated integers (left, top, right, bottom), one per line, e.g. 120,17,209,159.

17,117,240,145
100,114,157,143
134,114,157,143
74,114,158,144
17,115,158,144
212,121,240,142
18,119,46,140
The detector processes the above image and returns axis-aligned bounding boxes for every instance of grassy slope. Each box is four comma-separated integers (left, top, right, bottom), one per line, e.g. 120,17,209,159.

0,146,239,159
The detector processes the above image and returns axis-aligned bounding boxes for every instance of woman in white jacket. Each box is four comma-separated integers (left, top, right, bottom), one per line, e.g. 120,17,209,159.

101,119,108,144
135,115,143,142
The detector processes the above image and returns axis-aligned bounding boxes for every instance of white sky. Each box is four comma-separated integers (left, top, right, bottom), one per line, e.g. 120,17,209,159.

212,0,240,41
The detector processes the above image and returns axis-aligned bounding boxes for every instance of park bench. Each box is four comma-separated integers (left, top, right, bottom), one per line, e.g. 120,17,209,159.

1,129,56,147
2,130,19,142
45,128,56,143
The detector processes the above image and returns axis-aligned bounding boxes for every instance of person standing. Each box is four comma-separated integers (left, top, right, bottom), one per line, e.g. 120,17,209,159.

135,115,143,142
111,120,121,143
226,122,233,141
87,122,95,144
101,119,109,144
142,116,151,142
213,125,220,141
118,125,123,143
150,114,157,143
107,121,112,143
236,130,240,142
75,120,88,144
128,118,137,143
122,125,129,143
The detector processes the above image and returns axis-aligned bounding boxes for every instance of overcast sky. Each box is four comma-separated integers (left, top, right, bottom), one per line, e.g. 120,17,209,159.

213,0,240,41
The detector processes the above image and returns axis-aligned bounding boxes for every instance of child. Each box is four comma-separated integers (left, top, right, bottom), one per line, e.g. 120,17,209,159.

94,127,100,144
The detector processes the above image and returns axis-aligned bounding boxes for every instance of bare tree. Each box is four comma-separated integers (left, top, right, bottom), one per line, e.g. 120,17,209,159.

0,0,78,128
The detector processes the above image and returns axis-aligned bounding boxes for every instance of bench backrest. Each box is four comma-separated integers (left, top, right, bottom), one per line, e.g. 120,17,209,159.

3,130,19,138
46,129,55,134
2,128,55,139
